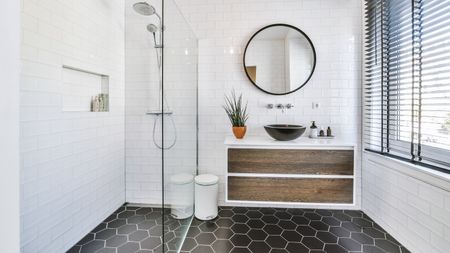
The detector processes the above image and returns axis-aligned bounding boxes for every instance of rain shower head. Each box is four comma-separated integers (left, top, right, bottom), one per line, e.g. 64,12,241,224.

133,1,162,27
133,2,156,16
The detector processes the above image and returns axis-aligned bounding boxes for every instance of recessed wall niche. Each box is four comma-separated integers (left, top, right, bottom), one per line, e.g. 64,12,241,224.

62,65,109,112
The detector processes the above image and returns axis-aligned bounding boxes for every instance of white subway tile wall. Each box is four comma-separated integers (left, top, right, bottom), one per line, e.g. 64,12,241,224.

363,153,450,253
175,0,363,207
125,0,198,204
20,0,125,252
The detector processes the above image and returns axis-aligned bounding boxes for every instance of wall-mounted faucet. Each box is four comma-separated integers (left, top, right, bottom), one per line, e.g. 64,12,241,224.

274,104,294,113
267,103,294,113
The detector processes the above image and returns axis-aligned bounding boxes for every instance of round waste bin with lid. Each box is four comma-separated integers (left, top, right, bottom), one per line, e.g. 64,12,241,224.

170,173,194,219
194,174,219,220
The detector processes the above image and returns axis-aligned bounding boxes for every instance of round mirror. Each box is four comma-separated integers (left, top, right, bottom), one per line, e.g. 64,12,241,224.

243,24,316,95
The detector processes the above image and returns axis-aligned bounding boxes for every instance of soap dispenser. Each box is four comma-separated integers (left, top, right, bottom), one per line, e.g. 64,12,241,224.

309,121,318,138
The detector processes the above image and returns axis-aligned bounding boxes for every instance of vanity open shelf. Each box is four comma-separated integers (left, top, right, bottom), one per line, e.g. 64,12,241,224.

225,136,357,207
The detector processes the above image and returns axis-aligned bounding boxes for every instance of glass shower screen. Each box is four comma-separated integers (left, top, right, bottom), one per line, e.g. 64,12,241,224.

162,0,198,251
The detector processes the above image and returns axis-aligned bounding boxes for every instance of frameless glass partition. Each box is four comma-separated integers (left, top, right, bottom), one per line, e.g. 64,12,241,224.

125,0,197,251
162,0,198,251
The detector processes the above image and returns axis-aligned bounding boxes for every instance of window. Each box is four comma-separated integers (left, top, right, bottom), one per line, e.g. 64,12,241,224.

364,0,450,172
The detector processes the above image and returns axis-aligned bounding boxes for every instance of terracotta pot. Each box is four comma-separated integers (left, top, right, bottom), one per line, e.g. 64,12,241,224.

232,126,247,139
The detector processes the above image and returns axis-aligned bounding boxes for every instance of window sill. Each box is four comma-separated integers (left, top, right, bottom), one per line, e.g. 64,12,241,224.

363,151,450,191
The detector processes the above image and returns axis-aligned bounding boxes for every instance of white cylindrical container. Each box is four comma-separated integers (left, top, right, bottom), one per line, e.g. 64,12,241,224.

194,174,219,220
170,173,194,219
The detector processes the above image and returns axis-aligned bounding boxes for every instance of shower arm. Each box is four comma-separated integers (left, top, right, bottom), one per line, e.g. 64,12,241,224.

155,12,162,24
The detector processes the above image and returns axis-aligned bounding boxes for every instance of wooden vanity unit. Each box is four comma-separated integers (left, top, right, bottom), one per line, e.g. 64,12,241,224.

225,136,356,207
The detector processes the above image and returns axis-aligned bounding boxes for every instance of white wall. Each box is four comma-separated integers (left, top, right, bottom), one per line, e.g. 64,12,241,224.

125,0,198,204
362,153,450,253
20,0,126,252
0,1,21,252
175,0,362,206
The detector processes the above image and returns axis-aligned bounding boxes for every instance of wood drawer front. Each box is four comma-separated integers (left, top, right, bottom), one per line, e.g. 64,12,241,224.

228,149,354,175
228,177,353,203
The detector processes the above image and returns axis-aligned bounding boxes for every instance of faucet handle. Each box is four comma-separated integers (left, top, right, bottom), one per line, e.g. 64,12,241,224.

276,104,284,109
267,104,274,109
286,103,294,109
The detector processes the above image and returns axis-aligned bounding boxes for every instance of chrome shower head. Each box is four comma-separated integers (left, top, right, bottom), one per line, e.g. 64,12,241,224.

133,2,156,16
147,24,159,33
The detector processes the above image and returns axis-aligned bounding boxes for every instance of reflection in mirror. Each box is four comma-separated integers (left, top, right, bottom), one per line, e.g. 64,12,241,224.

244,24,316,95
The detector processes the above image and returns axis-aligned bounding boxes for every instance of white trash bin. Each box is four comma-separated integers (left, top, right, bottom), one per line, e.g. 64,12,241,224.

170,173,194,219
194,174,219,220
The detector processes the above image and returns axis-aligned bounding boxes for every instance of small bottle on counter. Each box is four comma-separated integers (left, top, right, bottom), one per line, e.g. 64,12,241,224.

309,121,318,138
319,127,325,137
327,126,332,137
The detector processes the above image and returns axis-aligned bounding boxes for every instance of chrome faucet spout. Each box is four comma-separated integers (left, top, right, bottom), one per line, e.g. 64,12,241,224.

276,104,285,113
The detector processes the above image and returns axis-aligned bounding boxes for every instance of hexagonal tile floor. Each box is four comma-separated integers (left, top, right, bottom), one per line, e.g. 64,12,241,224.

180,207,411,253
67,204,191,253
67,205,410,253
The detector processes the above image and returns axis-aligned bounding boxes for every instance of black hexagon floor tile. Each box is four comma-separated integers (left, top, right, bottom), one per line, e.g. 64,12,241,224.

266,235,288,248
277,220,297,230
178,207,409,253
281,230,302,242
195,232,216,245
230,234,252,247
67,205,410,253
248,241,271,253
248,229,268,240
212,240,234,253
214,228,234,240
105,235,127,247
67,204,191,253
316,231,338,244
216,218,234,228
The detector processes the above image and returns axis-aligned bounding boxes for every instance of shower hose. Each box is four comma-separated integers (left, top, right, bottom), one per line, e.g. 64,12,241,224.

152,113,177,150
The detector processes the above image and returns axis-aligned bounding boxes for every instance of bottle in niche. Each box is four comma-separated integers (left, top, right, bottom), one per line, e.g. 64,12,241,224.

93,96,100,112
98,95,104,112
309,121,318,138
319,127,325,137
103,94,109,111
327,126,332,137
90,96,95,112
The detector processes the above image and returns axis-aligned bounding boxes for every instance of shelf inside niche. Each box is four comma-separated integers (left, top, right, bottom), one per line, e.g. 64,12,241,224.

62,65,109,112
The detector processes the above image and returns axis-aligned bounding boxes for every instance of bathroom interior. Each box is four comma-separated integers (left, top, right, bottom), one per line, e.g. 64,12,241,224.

1,0,450,253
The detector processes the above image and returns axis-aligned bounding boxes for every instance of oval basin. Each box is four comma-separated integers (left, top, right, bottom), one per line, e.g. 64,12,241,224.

264,124,306,141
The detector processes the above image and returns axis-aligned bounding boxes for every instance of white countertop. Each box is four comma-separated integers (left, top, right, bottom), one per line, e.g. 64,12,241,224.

224,135,356,148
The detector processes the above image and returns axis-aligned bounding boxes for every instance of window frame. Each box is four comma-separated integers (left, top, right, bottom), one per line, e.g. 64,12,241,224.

363,0,450,174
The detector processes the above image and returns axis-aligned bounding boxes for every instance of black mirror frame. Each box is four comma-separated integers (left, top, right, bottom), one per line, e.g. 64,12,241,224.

243,23,317,96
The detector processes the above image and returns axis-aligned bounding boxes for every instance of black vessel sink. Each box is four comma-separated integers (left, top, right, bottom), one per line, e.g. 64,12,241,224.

264,124,306,141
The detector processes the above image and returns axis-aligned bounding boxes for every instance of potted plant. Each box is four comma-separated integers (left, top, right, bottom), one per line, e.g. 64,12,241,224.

223,90,249,139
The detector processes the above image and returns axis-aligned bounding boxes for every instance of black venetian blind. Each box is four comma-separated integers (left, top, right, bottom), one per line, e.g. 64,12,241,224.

364,0,450,172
